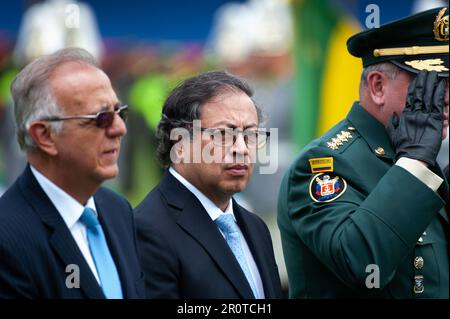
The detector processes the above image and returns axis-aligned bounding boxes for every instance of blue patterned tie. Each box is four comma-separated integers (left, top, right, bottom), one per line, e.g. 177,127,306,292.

80,207,123,299
215,214,258,298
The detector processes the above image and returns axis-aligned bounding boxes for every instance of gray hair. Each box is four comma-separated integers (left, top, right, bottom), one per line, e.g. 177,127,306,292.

10,47,99,152
360,62,402,88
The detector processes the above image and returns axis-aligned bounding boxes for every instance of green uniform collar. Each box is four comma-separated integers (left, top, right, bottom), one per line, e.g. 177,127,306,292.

347,102,395,160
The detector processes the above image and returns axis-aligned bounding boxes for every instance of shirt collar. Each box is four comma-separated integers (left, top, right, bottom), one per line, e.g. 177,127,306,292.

169,167,235,222
30,165,97,229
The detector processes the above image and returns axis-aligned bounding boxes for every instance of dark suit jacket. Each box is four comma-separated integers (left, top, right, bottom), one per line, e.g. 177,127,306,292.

0,165,145,298
134,170,283,299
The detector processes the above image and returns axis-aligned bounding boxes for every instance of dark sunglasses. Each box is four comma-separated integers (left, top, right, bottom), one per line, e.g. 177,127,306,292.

41,105,128,128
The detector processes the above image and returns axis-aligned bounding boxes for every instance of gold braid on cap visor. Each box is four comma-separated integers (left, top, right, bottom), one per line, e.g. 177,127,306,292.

373,45,449,57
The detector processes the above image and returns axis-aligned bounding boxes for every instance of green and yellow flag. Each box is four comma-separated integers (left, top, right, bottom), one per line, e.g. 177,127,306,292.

291,0,362,148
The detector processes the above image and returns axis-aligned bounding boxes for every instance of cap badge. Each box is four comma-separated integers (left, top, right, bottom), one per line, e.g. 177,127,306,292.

434,8,449,41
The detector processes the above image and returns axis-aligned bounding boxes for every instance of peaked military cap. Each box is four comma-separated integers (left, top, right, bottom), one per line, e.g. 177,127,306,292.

347,7,449,77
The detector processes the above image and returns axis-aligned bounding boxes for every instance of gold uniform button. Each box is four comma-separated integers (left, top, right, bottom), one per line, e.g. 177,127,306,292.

414,256,424,269
374,147,385,156
417,236,424,244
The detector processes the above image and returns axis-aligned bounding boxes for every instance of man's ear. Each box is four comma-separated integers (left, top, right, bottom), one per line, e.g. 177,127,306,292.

366,70,388,106
176,139,187,163
169,136,185,164
27,121,59,156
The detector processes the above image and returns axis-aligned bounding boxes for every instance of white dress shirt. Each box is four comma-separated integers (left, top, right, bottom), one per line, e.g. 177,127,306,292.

395,157,443,191
30,166,100,283
169,167,265,299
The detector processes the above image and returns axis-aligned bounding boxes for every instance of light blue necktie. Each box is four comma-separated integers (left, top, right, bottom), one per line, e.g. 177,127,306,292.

80,207,123,299
215,214,258,298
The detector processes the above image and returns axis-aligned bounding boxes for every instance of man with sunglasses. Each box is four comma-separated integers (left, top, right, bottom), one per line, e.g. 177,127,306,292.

134,71,283,299
0,47,144,298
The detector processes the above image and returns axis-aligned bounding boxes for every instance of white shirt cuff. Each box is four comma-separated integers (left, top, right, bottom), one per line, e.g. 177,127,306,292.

395,157,443,192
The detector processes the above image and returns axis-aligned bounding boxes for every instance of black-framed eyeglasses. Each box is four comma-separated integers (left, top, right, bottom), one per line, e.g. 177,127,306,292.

40,105,128,128
200,127,270,149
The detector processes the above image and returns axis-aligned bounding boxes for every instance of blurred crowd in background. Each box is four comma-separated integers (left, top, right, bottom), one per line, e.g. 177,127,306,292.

0,0,448,288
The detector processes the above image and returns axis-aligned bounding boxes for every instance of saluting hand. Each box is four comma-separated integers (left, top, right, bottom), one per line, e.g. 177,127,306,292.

386,70,446,167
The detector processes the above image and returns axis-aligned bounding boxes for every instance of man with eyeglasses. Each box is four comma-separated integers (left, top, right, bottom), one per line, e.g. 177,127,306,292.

278,7,449,298
0,47,144,298
134,71,283,299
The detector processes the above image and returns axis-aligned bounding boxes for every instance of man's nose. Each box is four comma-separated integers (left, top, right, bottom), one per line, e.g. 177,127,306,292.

231,132,249,155
107,113,127,137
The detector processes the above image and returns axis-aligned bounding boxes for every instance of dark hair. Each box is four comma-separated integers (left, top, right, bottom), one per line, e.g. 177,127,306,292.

156,70,263,166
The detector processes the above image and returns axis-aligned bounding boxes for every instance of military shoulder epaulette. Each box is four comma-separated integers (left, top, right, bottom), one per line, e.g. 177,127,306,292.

326,127,356,151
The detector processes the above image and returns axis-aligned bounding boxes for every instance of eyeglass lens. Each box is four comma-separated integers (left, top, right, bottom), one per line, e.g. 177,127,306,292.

96,107,128,128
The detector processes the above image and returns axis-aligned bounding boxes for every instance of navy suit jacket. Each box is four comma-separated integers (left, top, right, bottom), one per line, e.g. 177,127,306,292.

134,171,283,299
0,165,145,298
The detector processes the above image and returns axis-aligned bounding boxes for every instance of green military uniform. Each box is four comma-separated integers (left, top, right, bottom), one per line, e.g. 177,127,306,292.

278,102,448,298
278,7,449,298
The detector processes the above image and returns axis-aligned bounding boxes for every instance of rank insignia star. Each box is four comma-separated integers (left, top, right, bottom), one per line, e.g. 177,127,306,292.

326,131,353,150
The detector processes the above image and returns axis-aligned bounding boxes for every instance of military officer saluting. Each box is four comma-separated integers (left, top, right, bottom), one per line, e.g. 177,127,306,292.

278,7,449,298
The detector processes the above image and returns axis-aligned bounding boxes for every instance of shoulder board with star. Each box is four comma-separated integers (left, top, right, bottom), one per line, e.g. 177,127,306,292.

324,126,358,153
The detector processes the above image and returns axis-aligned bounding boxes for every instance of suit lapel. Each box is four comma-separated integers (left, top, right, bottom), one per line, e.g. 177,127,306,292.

94,194,135,298
49,227,105,298
18,165,105,299
160,171,255,299
233,202,275,298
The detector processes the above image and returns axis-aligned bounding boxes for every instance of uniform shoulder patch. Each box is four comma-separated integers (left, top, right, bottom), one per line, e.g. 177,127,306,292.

309,157,334,173
309,173,347,202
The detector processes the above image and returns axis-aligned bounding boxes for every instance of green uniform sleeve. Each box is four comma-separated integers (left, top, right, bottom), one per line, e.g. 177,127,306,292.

284,148,445,292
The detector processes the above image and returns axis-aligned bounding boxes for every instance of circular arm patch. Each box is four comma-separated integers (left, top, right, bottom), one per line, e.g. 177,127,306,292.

309,173,347,202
